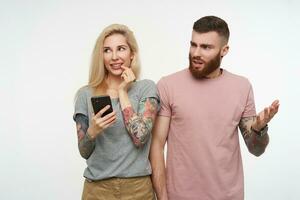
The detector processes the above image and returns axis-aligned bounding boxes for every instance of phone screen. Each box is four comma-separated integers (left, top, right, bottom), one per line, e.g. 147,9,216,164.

91,95,113,117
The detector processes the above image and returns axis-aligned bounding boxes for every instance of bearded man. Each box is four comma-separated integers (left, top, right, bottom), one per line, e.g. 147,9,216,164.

150,16,280,200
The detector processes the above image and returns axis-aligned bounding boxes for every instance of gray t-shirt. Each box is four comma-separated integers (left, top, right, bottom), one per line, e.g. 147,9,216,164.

73,79,160,180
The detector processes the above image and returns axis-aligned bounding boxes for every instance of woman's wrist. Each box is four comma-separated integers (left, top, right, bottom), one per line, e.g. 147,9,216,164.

87,128,98,140
118,87,127,95
118,90,132,109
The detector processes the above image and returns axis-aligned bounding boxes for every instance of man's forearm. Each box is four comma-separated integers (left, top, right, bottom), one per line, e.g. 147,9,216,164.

239,116,269,156
151,149,168,200
244,127,269,156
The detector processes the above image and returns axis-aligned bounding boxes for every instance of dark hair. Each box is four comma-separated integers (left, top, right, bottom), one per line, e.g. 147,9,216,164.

193,16,230,42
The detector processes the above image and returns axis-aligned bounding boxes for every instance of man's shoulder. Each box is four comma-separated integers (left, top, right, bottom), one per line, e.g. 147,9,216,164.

224,69,251,85
159,68,189,84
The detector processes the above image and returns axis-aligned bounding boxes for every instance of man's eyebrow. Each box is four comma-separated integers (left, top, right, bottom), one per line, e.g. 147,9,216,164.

190,41,214,47
200,44,214,47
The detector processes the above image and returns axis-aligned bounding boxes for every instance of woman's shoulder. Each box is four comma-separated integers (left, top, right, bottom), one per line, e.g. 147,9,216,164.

75,85,92,98
136,79,156,87
131,79,158,98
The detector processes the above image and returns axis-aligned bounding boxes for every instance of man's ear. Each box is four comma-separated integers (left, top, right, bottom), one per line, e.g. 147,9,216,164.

221,45,229,58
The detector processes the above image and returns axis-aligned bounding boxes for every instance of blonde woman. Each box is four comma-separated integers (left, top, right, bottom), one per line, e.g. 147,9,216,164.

73,24,159,200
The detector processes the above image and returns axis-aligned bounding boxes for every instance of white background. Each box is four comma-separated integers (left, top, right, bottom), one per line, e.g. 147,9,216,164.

1,0,299,199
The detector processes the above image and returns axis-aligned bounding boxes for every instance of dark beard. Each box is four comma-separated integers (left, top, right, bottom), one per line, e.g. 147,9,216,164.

189,51,221,79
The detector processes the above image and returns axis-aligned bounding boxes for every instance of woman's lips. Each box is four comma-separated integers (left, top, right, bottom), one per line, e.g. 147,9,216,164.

110,63,123,69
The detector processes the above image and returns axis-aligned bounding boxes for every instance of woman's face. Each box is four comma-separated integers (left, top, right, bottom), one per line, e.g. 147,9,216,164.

103,33,133,77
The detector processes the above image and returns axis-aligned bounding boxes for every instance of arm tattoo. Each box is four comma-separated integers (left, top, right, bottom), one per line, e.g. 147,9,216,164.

122,97,158,147
239,116,269,156
75,114,95,159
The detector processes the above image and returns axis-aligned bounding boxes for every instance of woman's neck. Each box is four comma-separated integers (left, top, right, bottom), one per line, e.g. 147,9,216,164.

106,74,122,89
103,74,122,98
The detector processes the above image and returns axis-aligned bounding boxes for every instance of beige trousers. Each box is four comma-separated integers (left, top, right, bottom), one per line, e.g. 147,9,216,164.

82,176,156,200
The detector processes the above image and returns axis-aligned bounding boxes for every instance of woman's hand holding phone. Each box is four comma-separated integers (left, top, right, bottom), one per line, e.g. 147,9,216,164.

87,105,116,139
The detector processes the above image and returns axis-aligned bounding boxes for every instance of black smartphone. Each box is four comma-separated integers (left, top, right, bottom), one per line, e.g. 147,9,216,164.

91,95,113,117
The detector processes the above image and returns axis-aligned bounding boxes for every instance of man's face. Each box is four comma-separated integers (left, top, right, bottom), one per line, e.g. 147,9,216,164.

189,31,227,79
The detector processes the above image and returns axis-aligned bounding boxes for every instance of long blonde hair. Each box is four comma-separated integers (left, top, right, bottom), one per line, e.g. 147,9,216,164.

88,24,141,90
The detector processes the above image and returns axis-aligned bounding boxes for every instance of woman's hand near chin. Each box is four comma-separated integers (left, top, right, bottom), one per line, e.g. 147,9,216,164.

118,66,136,92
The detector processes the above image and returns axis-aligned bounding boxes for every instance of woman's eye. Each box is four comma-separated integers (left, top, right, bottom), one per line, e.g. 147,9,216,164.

103,48,111,53
118,46,126,51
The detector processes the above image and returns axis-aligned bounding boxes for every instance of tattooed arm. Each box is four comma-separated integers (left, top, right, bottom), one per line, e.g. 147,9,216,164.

238,116,269,157
239,100,280,156
74,114,96,159
117,67,159,147
122,97,159,147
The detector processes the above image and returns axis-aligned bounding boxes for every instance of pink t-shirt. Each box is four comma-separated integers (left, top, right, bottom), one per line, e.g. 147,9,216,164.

157,68,256,200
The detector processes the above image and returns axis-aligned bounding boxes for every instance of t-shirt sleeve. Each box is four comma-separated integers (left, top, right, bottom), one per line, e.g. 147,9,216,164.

157,78,171,117
73,87,88,121
139,79,160,101
137,79,160,114
242,84,256,117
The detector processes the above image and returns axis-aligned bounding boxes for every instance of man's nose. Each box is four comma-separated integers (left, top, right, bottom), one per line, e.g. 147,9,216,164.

193,47,202,57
